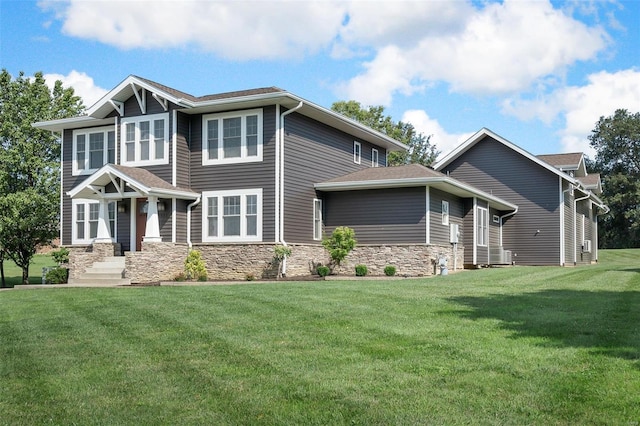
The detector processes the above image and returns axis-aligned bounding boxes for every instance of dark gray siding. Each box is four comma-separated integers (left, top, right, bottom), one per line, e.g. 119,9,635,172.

284,113,381,244
429,188,464,246
462,199,474,265
442,136,561,266
576,199,593,264
324,187,426,244
116,199,131,252
563,185,574,265
175,111,190,189
489,207,501,248
175,199,188,244
188,106,277,244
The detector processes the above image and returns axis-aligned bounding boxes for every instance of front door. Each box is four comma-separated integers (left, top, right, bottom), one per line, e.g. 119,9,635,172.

136,198,147,251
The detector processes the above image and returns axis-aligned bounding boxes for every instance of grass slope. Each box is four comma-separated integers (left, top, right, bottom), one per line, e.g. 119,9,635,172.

1,250,639,425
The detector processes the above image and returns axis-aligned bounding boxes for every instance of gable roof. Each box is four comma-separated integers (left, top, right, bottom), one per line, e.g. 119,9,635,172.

537,152,587,177
577,173,602,194
34,75,407,152
315,164,517,211
433,128,580,186
67,164,198,200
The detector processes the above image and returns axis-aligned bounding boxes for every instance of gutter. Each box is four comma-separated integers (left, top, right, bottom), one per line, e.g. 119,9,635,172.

498,207,519,247
573,191,591,264
186,196,201,249
277,101,304,276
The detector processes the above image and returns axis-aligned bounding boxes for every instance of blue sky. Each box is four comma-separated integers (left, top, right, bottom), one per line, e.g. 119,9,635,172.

1,0,639,158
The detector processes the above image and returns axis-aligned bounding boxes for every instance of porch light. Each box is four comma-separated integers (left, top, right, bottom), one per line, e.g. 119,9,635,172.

157,202,166,212
118,204,126,213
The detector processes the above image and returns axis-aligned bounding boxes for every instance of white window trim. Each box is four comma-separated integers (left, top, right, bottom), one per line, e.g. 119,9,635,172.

120,112,169,167
313,198,323,241
72,126,116,176
71,199,117,245
477,206,488,247
441,200,449,226
202,109,263,166
202,188,263,242
371,148,379,167
353,141,361,164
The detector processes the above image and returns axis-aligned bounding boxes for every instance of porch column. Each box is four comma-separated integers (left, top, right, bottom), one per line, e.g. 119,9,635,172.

144,196,162,243
95,199,113,242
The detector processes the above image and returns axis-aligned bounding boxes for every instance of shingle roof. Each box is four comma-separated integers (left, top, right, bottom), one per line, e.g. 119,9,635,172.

577,173,601,187
321,164,444,183
537,153,584,169
110,164,195,194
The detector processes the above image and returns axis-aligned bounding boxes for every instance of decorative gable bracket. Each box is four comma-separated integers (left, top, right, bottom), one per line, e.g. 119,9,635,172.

131,83,146,114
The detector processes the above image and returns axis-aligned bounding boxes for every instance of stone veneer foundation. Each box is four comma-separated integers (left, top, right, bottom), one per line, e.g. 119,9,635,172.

68,241,464,284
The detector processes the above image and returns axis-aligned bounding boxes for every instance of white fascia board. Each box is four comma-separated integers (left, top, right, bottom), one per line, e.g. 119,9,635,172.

67,164,150,198
148,189,199,200
184,92,407,152
315,176,518,211
33,116,114,132
87,75,186,117
433,127,580,186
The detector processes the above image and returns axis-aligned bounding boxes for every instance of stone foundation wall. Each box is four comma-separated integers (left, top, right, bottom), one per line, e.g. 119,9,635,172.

125,242,189,283
332,244,464,277
66,243,121,280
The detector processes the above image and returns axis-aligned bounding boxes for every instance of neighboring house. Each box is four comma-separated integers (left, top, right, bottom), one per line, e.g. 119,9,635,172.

433,128,608,266
33,77,605,283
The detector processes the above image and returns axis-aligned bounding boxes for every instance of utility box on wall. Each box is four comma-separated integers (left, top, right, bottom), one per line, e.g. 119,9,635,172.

450,224,459,244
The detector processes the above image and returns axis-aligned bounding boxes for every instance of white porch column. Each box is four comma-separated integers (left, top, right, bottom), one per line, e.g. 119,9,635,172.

95,199,113,242
143,196,162,242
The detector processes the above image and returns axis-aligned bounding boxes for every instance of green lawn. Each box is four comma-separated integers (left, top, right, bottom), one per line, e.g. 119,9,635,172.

1,250,639,425
1,254,57,287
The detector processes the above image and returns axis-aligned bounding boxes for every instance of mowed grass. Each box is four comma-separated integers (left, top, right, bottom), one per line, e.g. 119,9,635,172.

1,250,639,425
1,254,57,287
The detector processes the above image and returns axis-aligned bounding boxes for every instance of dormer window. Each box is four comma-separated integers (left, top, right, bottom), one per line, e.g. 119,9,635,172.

120,113,169,166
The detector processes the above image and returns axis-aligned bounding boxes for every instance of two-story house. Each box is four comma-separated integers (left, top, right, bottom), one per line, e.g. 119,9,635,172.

34,76,605,284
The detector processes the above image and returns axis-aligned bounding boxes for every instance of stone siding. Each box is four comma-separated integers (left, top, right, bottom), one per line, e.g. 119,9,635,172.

66,243,121,280
125,242,189,283
332,244,464,277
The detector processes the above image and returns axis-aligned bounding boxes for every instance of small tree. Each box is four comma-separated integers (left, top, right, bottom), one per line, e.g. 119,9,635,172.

322,226,357,270
273,244,292,279
184,250,207,281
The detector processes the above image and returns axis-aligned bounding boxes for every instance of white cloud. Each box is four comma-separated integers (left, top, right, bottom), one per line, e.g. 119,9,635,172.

502,69,640,157
401,110,474,159
338,0,609,104
39,0,347,60
43,70,108,108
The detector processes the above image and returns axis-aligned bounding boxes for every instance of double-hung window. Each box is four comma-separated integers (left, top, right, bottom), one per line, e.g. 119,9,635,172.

313,199,323,241
353,141,361,164
120,113,169,166
202,189,262,242
73,126,115,175
371,148,379,167
202,109,263,165
477,206,488,247
72,199,116,244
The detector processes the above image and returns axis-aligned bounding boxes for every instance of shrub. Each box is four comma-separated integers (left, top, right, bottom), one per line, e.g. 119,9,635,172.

174,273,186,282
51,247,69,265
245,273,256,281
384,265,397,276
184,250,207,281
317,265,330,277
45,267,68,284
322,226,356,267
355,264,368,277
273,245,292,279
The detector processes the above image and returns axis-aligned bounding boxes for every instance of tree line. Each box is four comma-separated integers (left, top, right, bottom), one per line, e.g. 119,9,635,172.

0,70,637,286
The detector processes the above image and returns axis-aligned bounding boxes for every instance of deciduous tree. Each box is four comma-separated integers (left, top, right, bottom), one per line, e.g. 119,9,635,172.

589,109,640,248
0,70,84,286
331,101,439,167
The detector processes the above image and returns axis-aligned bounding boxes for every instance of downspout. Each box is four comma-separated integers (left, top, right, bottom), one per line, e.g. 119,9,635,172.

278,101,304,276
560,183,575,265
186,196,201,250
573,191,591,264
593,202,610,263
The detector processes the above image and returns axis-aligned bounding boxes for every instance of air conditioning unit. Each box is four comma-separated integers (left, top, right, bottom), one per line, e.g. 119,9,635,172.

490,247,512,265
582,240,592,253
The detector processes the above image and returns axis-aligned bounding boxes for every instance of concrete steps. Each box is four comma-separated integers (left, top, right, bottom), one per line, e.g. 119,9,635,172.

68,256,131,286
